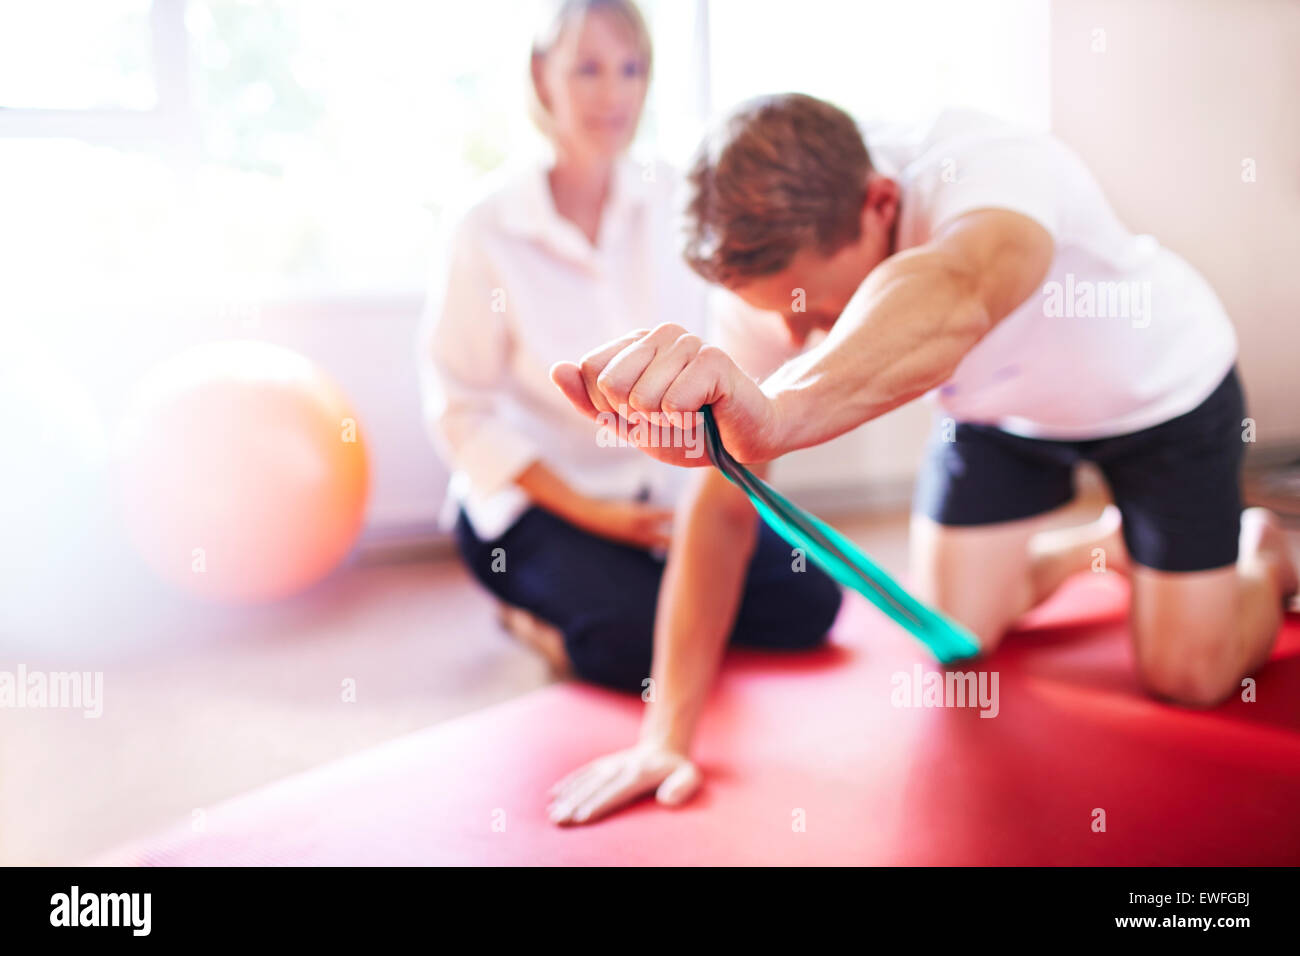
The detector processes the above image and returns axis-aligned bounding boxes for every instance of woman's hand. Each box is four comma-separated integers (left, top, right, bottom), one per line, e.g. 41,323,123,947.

547,742,702,826
571,498,674,550
515,462,672,550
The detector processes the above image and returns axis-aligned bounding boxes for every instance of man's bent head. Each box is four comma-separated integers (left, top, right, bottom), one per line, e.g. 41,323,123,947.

683,93,900,344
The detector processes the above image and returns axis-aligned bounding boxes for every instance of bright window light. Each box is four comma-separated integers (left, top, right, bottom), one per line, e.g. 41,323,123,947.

0,0,157,110
0,0,1047,305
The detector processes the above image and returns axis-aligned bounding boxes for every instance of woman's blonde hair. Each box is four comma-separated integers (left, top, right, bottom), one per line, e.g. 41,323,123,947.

528,0,654,137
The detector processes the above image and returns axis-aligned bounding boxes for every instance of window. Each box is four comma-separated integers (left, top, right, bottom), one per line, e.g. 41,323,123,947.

0,0,1045,306
0,0,706,302
0,0,157,110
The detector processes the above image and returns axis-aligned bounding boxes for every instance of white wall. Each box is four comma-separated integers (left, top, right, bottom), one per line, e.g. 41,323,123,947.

1050,0,1300,447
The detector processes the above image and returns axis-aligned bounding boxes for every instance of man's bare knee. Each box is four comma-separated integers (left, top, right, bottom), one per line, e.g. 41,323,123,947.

927,608,1006,655
1135,639,1234,708
911,580,1008,655
1131,566,1241,708
957,615,1009,655
909,514,1038,656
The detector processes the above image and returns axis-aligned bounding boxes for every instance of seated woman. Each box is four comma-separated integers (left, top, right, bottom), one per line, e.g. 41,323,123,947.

417,0,841,691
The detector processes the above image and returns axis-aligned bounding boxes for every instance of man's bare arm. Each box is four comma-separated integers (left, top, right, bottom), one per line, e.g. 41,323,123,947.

552,209,1055,464
547,466,760,824
642,467,760,750
764,209,1055,453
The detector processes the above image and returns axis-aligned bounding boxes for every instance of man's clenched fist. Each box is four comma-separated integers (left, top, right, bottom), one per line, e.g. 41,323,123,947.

550,323,781,467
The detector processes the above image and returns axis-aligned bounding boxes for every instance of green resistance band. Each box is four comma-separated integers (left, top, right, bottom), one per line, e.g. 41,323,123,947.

701,406,979,664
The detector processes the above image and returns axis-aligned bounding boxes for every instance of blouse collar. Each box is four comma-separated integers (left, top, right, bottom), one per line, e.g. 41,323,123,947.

496,148,655,268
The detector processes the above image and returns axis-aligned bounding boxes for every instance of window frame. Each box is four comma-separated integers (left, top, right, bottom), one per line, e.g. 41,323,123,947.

0,0,196,154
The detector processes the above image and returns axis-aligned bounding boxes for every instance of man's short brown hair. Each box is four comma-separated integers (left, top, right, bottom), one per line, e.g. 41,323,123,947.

683,93,871,286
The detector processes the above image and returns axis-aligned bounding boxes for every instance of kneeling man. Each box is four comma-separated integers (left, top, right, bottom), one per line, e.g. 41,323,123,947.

547,94,1298,825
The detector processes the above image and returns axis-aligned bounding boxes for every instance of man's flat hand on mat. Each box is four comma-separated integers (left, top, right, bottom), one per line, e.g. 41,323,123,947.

547,743,702,825
551,323,781,466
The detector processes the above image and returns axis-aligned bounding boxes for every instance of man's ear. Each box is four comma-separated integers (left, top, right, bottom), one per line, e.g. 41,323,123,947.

861,173,900,231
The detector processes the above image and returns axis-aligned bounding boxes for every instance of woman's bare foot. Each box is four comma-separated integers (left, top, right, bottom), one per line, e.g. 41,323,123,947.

1239,507,1299,607
497,603,573,676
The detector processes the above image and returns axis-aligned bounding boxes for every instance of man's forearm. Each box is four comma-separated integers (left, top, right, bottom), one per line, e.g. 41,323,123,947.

764,246,990,455
640,471,759,754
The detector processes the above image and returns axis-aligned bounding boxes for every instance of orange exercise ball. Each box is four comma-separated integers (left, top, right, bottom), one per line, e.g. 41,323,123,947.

115,340,369,604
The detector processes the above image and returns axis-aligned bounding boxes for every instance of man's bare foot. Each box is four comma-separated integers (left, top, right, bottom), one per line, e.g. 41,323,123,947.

497,603,573,676
1029,504,1130,595
1090,504,1129,575
1239,507,1299,608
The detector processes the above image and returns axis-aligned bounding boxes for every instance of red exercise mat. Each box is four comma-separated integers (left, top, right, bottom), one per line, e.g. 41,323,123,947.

99,574,1300,865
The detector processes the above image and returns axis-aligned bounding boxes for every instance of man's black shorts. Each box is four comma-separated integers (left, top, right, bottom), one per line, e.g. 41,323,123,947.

913,366,1245,572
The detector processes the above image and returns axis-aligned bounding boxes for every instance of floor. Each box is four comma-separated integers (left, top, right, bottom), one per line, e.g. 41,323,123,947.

3,492,1294,865
2,548,551,865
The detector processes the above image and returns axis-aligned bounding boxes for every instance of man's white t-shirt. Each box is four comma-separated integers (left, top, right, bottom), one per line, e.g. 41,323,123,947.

716,109,1238,441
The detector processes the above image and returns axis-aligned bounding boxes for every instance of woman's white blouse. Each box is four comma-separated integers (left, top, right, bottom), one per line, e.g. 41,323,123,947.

418,157,712,540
